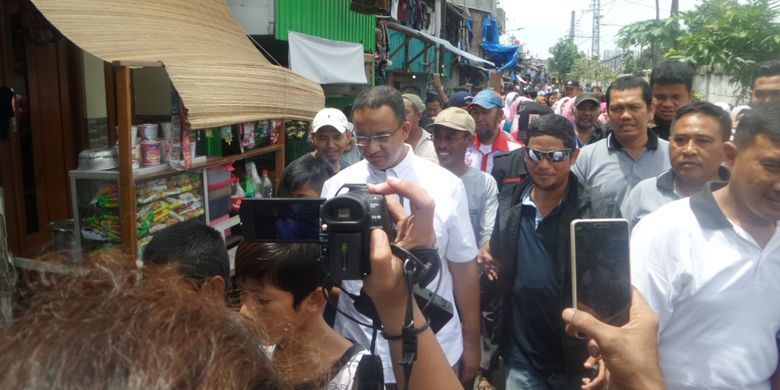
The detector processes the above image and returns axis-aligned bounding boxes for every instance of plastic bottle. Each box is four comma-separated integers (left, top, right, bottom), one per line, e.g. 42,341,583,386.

244,162,260,198
260,169,273,198
242,173,255,198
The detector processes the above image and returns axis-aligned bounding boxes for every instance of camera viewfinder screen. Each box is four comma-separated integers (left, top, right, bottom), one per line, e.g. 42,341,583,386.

241,199,323,242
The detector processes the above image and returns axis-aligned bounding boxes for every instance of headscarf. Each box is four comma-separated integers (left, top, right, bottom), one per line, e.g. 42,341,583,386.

503,92,519,118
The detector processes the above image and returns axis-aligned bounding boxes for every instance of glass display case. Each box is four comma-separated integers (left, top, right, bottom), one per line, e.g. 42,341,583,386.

69,169,206,255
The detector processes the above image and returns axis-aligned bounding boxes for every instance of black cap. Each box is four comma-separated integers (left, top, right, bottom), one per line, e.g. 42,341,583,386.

565,79,580,88
574,92,601,107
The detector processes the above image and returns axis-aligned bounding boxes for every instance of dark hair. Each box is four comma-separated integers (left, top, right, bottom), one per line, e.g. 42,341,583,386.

755,60,780,86
426,93,443,105
278,153,334,197
525,114,576,149
525,89,538,99
353,86,406,125
142,220,229,289
733,105,780,147
1,252,282,389
606,75,653,108
650,60,695,91
235,242,324,308
672,101,732,141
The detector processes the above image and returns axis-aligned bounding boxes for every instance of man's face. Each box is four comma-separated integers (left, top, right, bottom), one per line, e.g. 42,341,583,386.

726,134,780,223
548,93,560,106
353,105,410,171
608,87,655,143
404,99,422,130
575,101,600,131
669,113,726,188
432,126,472,172
311,127,348,164
239,278,305,345
425,101,442,117
565,85,579,97
652,83,692,122
524,135,579,193
469,106,501,142
751,75,780,107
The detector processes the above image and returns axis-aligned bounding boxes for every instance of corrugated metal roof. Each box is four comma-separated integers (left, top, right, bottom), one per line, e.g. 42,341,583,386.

276,0,376,52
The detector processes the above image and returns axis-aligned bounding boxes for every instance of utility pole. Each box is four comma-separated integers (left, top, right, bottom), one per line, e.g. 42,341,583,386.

569,10,575,42
591,0,601,59
671,0,679,16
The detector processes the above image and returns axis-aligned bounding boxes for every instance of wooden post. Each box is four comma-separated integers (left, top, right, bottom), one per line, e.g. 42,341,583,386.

116,66,137,257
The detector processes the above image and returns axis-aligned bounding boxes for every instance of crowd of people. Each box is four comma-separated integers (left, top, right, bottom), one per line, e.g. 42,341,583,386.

278,59,780,390
3,59,779,390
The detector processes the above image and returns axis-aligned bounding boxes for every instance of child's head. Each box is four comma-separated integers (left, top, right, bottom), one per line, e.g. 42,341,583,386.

142,220,229,297
279,154,334,198
235,241,326,344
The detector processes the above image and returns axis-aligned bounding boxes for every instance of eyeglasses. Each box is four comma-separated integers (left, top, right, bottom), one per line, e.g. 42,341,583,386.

355,124,403,147
432,133,470,143
525,147,572,163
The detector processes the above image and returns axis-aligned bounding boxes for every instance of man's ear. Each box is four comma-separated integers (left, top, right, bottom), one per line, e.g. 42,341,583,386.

301,287,327,313
723,141,738,168
569,147,581,166
199,276,226,300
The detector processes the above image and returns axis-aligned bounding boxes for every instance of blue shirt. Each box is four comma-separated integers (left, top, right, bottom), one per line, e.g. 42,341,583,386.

507,186,567,371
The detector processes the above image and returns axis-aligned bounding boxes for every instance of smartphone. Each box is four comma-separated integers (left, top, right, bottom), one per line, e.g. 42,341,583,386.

570,218,631,327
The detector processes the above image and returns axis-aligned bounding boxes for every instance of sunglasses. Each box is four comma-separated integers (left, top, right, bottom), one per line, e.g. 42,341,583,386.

525,147,572,163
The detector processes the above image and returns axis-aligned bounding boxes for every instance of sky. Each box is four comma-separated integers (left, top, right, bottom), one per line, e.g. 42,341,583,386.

499,0,700,59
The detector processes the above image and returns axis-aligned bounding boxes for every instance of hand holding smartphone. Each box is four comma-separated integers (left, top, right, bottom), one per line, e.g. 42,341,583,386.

570,218,631,327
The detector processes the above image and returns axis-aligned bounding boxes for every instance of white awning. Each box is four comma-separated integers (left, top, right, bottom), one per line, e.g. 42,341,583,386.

288,32,368,85
385,22,494,68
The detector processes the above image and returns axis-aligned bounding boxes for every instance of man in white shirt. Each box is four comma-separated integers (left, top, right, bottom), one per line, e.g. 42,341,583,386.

322,86,481,386
631,106,780,389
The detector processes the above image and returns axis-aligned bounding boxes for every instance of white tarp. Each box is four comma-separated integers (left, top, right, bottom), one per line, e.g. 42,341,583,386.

289,32,368,85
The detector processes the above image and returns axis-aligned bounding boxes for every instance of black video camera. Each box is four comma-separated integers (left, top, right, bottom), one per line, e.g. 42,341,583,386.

239,184,393,280
239,184,453,332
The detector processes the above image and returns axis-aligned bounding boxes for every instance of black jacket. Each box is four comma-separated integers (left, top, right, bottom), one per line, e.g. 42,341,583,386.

485,149,621,373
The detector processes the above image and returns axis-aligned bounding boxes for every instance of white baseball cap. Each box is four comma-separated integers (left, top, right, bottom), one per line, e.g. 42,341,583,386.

312,108,349,134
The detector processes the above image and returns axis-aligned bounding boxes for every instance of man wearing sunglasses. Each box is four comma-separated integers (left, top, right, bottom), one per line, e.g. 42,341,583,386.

321,86,481,388
487,114,620,389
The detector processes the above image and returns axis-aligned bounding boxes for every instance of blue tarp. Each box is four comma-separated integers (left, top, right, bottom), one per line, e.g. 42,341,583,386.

481,17,500,45
481,42,519,72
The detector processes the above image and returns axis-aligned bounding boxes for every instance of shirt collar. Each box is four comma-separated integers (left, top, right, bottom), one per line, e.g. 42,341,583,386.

690,181,730,230
416,129,433,148
607,128,659,151
366,144,414,182
658,166,732,192
474,128,511,152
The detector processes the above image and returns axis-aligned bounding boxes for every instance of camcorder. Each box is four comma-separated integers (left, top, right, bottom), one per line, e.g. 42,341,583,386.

239,184,453,331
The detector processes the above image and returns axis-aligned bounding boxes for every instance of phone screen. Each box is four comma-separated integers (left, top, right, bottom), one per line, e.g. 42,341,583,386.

239,198,324,242
571,219,631,327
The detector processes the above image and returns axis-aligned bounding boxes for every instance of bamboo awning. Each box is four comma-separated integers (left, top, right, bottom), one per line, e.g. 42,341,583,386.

30,0,325,128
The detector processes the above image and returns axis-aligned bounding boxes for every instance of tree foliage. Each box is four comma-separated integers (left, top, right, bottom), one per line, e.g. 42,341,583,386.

571,57,620,88
548,39,582,81
668,0,780,94
617,0,780,93
616,18,682,73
